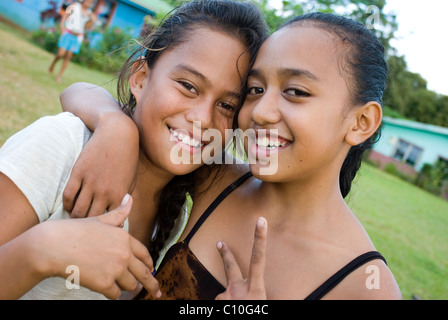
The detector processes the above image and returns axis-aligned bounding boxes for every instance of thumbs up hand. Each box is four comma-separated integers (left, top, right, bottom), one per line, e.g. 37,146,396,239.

36,194,161,299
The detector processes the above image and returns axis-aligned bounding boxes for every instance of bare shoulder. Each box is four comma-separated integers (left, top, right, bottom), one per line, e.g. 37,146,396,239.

324,257,402,300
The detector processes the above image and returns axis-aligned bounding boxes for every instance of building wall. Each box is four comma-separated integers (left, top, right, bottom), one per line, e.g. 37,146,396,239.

0,0,148,38
110,2,146,38
0,0,53,31
374,119,448,171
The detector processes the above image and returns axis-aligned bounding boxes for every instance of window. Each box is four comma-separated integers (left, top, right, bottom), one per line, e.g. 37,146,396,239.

393,139,423,167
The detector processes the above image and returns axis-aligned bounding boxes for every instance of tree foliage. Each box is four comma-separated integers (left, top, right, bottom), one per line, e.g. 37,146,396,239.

164,0,448,128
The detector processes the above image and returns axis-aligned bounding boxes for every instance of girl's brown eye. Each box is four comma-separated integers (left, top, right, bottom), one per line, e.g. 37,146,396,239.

285,88,310,97
247,87,264,95
218,102,236,112
179,81,198,94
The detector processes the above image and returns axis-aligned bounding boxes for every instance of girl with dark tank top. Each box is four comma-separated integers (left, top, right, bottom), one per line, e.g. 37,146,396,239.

138,12,401,300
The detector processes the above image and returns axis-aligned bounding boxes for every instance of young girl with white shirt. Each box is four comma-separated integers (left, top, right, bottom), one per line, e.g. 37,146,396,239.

0,0,267,300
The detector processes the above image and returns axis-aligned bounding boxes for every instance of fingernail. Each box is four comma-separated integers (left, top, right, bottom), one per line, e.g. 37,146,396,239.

257,217,266,227
121,194,130,206
156,290,162,298
217,241,223,250
151,268,156,276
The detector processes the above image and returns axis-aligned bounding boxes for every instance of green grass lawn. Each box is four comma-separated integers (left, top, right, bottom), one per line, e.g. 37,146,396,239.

349,164,448,300
1,21,447,300
0,21,116,146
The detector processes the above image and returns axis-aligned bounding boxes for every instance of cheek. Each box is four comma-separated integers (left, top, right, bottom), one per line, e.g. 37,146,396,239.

237,104,252,130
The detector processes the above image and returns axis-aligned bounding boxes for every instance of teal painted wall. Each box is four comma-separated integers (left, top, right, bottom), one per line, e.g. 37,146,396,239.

374,117,448,171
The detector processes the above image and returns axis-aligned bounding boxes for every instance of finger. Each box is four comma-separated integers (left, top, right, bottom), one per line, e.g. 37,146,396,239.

63,176,82,213
102,282,123,300
129,237,161,298
115,269,139,292
108,196,126,212
86,195,109,217
215,291,230,300
217,241,243,285
70,186,93,218
248,217,268,291
97,194,132,227
120,282,143,300
128,256,161,299
130,236,154,271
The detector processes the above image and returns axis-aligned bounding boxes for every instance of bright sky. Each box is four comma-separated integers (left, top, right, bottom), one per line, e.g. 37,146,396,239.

385,0,448,96
269,0,448,96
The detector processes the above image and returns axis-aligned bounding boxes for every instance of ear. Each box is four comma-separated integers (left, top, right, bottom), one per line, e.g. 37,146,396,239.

345,101,382,146
129,60,150,104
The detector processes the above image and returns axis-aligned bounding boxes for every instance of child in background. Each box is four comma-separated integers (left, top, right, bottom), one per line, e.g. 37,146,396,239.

49,0,96,82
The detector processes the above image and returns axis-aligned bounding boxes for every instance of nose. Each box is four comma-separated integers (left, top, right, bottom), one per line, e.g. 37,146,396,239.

185,99,214,130
250,90,281,126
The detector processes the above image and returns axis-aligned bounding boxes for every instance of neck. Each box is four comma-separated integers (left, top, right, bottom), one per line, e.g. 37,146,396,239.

258,168,349,227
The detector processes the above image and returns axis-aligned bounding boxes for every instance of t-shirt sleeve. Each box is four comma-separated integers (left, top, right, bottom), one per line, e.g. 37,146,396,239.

0,112,91,222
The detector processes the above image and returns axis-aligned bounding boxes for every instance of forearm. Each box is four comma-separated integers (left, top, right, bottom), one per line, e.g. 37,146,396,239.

0,225,56,299
60,82,125,131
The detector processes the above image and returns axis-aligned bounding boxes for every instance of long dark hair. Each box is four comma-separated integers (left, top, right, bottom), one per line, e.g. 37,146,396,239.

281,13,388,198
116,0,268,262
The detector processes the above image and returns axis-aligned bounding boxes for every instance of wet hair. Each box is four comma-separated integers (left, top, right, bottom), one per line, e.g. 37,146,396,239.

280,12,388,198
115,0,268,262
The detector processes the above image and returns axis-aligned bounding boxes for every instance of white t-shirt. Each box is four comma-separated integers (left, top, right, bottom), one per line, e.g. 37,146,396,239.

0,112,190,299
0,113,115,299
65,2,91,35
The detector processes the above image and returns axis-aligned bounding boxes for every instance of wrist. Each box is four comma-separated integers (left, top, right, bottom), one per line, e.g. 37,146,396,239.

23,222,63,280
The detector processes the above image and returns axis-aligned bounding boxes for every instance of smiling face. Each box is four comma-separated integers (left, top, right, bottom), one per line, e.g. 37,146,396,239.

131,28,249,176
238,24,360,182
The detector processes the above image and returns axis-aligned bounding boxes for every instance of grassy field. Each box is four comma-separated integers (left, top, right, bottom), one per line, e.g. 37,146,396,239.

349,165,448,300
1,21,447,300
0,21,116,145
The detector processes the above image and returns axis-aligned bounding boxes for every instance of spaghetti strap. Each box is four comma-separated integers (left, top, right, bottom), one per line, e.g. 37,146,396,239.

305,251,387,300
184,171,253,244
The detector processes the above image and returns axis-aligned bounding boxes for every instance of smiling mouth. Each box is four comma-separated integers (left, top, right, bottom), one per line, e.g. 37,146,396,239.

254,132,292,151
168,126,204,148
256,136,289,150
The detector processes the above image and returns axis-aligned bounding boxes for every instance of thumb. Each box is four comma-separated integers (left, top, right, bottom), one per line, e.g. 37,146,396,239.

97,194,132,227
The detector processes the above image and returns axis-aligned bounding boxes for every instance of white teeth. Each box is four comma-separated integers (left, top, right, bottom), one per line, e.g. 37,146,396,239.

256,137,288,149
182,136,190,145
169,127,203,148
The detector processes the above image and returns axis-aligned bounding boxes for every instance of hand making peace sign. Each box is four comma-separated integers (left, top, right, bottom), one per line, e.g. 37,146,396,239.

215,217,268,300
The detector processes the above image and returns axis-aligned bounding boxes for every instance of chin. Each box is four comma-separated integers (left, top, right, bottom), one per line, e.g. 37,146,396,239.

166,163,203,176
249,163,281,181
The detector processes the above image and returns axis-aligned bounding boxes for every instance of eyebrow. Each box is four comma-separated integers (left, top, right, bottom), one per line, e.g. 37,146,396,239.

174,64,211,86
279,68,319,81
248,67,319,82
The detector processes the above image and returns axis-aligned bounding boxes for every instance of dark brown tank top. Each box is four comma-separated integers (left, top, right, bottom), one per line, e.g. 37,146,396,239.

138,172,253,300
137,171,387,300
